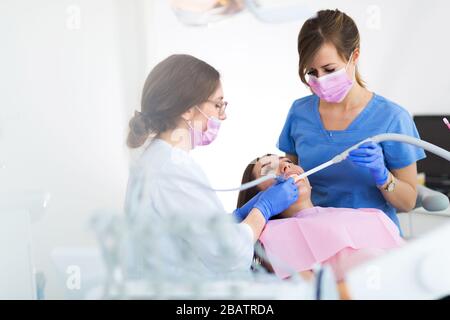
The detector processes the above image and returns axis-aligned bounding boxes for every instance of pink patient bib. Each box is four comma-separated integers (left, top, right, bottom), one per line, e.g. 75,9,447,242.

258,206,405,279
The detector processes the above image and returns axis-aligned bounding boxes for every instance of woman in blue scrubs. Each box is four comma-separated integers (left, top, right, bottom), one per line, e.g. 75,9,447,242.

277,9,426,232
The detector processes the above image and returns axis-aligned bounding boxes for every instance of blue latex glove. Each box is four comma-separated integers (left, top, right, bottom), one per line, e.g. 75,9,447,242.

347,141,389,186
253,177,299,222
233,192,262,222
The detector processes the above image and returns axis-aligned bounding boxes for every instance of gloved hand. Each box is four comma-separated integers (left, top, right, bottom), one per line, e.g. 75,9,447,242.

347,141,389,186
233,192,262,222
253,177,299,222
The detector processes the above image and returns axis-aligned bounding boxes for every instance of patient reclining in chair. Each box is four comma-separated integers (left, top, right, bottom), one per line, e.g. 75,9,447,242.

237,154,405,282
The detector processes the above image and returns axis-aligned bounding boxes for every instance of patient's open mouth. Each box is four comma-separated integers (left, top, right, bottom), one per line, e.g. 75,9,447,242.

284,168,305,185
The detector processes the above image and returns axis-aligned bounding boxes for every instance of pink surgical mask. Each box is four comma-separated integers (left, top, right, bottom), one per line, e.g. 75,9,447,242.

308,52,355,103
186,107,221,147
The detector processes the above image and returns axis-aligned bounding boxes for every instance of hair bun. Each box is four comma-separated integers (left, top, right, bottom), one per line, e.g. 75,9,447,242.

129,110,148,136
127,110,151,148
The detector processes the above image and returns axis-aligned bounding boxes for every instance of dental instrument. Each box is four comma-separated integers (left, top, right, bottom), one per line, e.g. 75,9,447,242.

443,117,450,130
213,133,450,192
295,133,450,181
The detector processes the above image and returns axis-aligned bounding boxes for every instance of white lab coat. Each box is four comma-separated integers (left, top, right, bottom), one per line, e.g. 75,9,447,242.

124,139,254,280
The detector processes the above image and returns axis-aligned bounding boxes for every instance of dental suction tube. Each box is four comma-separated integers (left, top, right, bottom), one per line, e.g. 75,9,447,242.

220,134,450,192
338,133,450,163
213,173,277,192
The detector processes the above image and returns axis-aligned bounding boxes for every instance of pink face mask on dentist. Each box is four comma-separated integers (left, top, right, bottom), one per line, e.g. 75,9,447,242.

307,52,355,104
186,106,221,147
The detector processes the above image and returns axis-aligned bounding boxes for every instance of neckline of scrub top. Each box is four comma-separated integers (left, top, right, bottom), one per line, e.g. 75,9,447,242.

313,92,377,142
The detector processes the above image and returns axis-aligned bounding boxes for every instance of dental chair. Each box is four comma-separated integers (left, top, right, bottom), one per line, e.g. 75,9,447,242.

413,185,449,212
251,184,450,279
398,184,449,240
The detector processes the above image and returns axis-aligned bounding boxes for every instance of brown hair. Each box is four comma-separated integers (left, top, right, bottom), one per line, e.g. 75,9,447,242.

298,9,365,88
237,154,278,274
127,54,221,148
236,154,276,209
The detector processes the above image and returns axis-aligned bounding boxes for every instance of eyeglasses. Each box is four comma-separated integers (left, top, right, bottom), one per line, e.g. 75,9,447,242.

207,100,228,116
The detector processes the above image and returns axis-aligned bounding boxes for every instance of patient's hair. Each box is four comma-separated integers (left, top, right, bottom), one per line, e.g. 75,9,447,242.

297,9,365,88
236,154,276,209
127,54,221,148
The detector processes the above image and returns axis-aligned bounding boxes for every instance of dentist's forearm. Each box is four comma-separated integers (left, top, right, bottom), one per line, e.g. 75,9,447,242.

242,208,266,242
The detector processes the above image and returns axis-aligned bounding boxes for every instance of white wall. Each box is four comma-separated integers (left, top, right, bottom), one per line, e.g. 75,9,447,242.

1,0,449,299
0,0,152,298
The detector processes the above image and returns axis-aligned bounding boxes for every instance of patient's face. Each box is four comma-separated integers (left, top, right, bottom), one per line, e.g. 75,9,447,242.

252,155,312,204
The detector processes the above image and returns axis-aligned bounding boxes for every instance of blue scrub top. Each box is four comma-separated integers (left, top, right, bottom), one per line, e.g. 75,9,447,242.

277,93,426,232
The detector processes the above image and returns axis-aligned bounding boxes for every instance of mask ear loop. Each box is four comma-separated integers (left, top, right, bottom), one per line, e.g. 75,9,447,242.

196,105,222,123
185,106,208,130
184,119,194,130
345,51,354,68
345,51,356,79
183,105,201,130
308,51,355,83
195,106,211,120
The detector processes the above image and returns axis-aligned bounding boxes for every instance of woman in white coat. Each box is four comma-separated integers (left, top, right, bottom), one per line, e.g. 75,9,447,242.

124,54,299,279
